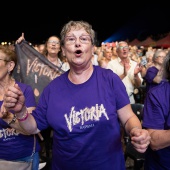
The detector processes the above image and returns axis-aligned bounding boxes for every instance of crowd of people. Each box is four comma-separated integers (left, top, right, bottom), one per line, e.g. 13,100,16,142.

0,20,169,170
33,34,170,105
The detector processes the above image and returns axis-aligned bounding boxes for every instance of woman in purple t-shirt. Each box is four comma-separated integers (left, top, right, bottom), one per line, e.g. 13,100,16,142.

143,51,170,169
2,20,150,170
144,49,166,93
0,45,40,170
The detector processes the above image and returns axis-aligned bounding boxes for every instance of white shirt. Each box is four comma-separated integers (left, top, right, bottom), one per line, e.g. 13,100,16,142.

107,57,143,104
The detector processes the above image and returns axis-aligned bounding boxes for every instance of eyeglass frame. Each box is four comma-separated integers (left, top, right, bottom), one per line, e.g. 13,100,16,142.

64,35,92,45
47,40,60,45
118,46,129,50
157,55,166,58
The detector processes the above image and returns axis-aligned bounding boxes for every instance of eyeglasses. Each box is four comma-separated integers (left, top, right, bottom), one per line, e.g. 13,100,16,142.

47,40,60,45
158,56,165,58
119,46,129,50
65,35,92,45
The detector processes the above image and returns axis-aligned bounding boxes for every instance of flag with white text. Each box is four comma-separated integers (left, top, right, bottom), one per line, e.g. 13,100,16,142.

13,40,65,103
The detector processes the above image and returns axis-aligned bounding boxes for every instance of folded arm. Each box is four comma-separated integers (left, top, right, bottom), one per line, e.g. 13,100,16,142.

147,129,170,150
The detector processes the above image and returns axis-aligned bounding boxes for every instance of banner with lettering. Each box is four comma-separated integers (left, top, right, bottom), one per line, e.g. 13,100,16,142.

13,40,65,103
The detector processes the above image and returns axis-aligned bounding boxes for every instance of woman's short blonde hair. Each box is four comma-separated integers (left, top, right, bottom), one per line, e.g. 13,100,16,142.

60,20,95,46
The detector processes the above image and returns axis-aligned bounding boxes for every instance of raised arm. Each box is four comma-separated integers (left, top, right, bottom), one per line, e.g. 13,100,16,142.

15,32,25,44
1,83,40,134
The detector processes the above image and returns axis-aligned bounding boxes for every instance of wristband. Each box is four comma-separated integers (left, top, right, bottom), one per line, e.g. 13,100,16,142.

16,109,29,121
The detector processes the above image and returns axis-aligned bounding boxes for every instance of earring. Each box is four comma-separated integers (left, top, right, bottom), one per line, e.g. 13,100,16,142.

8,70,10,74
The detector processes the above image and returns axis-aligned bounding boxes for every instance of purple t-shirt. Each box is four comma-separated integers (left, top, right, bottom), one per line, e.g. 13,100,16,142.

142,81,170,169
144,66,159,93
33,66,130,170
0,81,40,160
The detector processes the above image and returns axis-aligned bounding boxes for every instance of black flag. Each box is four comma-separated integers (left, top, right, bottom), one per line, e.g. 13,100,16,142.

13,40,65,103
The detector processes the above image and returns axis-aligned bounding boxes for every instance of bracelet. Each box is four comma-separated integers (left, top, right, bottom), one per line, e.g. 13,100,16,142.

15,109,29,121
8,114,17,125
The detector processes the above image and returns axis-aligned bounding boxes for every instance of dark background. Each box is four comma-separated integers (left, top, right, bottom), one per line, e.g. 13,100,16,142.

1,1,170,45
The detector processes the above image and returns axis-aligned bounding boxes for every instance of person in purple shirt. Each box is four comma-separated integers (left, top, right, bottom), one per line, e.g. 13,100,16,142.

144,49,166,93
2,20,150,170
142,51,170,170
0,45,40,170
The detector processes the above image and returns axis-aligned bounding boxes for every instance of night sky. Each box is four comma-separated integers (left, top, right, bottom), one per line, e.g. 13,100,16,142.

1,2,170,45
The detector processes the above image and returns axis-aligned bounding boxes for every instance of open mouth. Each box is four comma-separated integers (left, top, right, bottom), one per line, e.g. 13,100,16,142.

75,50,82,54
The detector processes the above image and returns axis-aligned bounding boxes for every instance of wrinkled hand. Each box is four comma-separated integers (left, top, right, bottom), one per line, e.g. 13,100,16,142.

123,62,130,76
15,33,25,44
3,84,25,113
130,128,151,153
134,63,142,75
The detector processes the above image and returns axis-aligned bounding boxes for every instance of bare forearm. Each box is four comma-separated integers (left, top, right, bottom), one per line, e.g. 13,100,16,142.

15,106,39,134
124,115,142,135
118,104,142,134
119,73,126,80
148,129,170,150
